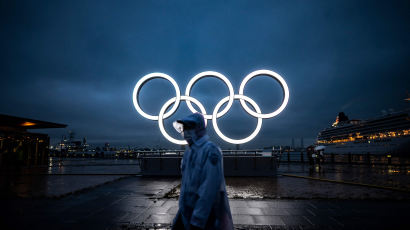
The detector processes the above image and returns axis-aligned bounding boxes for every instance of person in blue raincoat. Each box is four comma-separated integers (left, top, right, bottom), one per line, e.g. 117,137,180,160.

171,113,233,230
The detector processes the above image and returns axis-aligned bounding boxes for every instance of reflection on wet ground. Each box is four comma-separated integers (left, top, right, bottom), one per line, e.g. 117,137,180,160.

226,164,410,199
166,163,410,200
166,176,410,200
278,163,410,190
2,159,410,229
0,158,140,198
225,176,410,200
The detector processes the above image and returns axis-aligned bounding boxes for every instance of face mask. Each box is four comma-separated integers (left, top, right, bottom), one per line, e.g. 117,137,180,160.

173,121,198,146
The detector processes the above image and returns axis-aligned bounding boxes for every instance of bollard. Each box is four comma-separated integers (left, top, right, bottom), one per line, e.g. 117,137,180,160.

387,154,392,165
331,153,335,163
348,153,352,164
300,151,304,162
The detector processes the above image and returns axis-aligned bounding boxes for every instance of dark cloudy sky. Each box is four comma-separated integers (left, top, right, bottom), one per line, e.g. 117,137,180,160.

1,0,409,149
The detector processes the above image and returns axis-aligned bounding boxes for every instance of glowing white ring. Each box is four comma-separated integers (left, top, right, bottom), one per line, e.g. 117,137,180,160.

158,96,207,145
185,71,234,120
212,95,262,144
133,69,290,145
239,70,289,119
132,72,181,121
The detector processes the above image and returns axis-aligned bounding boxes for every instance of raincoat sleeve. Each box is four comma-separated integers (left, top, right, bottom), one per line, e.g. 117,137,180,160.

190,144,222,229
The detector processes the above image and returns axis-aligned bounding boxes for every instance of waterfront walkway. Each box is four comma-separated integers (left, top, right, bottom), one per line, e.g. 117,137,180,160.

1,176,409,230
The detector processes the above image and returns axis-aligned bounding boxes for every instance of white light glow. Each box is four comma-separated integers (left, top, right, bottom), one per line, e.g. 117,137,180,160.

212,95,262,144
158,96,207,145
185,71,234,120
132,72,180,121
133,70,289,145
238,70,289,119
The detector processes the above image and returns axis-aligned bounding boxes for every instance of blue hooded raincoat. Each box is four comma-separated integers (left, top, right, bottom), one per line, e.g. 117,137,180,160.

172,113,233,230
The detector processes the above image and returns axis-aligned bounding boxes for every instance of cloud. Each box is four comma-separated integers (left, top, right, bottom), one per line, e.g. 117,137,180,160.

1,0,409,148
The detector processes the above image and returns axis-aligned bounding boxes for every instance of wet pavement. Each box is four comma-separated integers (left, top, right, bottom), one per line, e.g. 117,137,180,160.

166,163,410,200
2,158,410,229
167,176,410,200
278,163,410,191
1,175,409,229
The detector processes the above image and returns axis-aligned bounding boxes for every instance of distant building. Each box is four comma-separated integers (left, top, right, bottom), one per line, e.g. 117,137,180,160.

0,114,66,168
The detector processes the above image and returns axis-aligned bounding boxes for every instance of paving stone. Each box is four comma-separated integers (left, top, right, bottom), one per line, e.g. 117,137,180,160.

150,199,166,207
280,216,312,227
231,207,264,215
305,208,339,217
160,200,178,209
253,215,286,225
332,215,381,225
232,214,255,225
229,200,249,208
260,208,290,215
167,206,179,215
280,208,311,216
302,215,342,227
247,200,275,208
144,214,174,224
352,208,402,217
121,197,156,207
114,211,145,223
270,201,301,209
126,211,150,223
144,207,170,215
303,201,333,210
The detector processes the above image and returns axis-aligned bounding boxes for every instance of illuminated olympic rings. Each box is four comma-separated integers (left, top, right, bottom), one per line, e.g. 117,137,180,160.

132,70,289,145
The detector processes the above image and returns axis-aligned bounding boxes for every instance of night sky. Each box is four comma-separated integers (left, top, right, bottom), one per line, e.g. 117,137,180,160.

1,0,409,149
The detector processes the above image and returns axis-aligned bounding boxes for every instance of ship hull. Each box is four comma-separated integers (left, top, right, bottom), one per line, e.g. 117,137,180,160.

322,136,410,156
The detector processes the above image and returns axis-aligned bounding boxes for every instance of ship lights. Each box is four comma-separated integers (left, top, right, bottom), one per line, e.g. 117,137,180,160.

318,129,410,144
21,122,36,127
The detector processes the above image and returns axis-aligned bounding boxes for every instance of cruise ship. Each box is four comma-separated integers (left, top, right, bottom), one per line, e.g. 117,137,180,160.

317,110,410,155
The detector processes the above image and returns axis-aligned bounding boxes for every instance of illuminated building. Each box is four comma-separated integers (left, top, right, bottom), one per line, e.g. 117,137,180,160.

0,114,66,167
317,111,410,155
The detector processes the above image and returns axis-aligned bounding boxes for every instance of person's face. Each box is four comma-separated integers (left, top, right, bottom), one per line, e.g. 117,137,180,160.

183,127,196,145
173,121,196,145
